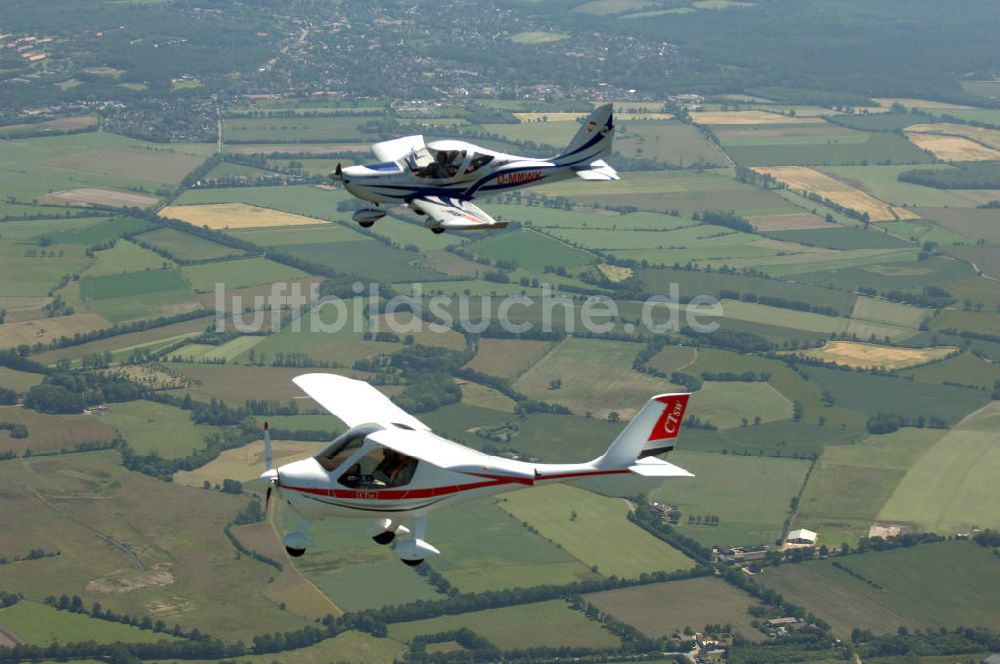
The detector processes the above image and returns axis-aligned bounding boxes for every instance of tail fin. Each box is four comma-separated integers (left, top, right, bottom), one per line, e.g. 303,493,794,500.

554,103,614,165
598,393,690,468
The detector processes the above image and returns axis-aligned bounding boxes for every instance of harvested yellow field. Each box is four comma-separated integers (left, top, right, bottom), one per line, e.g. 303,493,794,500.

0,313,110,349
904,132,1000,162
752,166,919,222
597,263,634,282
905,123,1000,151
874,97,978,110
689,110,817,125
159,203,327,229
791,341,957,370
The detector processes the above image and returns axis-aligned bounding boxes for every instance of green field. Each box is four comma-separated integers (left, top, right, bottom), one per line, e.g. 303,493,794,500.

758,542,1000,636
724,132,933,166
386,599,620,649
651,451,810,547
85,240,173,276
795,428,946,544
878,402,1000,532
0,241,94,297
764,227,908,251
0,133,210,203
585,577,761,638
719,299,849,334
499,484,694,578
614,120,728,166
643,345,698,375
470,229,595,270
0,451,310,641
32,315,211,365
79,268,197,322
638,266,856,316
418,499,595,594
101,400,215,458
805,365,990,423
514,337,676,419
0,366,45,392
0,600,180,645
136,227,246,262
270,240,441,282
687,380,793,429
904,352,1000,389
180,257,308,293
31,217,158,246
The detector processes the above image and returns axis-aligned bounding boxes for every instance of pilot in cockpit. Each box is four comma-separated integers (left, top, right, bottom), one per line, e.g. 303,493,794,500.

416,150,463,179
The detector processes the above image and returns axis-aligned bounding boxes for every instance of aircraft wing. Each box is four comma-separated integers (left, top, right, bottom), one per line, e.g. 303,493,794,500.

371,135,426,163
293,373,430,431
367,428,535,483
409,196,508,231
574,159,619,181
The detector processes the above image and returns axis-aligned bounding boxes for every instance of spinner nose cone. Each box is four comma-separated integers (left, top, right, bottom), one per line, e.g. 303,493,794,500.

260,468,279,484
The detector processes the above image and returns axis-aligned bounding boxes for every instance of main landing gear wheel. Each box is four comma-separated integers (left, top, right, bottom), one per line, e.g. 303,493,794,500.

431,227,445,234
372,530,396,546
285,546,305,557
358,220,375,228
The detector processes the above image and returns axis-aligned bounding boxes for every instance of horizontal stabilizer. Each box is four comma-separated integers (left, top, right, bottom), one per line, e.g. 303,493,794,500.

574,159,619,181
629,457,693,478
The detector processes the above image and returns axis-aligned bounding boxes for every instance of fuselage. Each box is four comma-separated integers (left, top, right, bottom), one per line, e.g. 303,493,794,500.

272,432,637,521
340,142,579,205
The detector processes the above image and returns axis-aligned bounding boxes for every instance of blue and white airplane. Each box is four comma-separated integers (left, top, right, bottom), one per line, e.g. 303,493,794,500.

331,104,618,234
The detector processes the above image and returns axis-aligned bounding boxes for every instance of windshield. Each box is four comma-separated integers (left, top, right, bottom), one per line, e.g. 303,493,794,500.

315,426,379,472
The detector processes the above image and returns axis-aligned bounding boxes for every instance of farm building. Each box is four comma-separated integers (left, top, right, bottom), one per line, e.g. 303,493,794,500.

785,528,818,546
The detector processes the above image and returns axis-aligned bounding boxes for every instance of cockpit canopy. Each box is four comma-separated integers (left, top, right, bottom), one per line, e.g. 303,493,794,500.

411,141,495,179
314,424,419,490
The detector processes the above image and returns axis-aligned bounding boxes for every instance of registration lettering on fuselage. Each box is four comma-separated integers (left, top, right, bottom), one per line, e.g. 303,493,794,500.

496,171,542,186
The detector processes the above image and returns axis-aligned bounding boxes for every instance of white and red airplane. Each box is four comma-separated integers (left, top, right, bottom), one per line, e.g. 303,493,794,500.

260,374,692,566
330,104,618,234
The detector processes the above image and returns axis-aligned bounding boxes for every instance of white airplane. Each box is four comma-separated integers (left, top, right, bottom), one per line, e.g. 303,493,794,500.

260,373,692,566
330,104,619,234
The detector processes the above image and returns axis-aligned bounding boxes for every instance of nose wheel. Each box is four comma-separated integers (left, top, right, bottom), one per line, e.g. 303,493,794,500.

282,520,315,558
285,546,305,557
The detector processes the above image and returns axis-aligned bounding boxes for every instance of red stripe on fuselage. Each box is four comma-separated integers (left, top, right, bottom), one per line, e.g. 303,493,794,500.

279,469,631,501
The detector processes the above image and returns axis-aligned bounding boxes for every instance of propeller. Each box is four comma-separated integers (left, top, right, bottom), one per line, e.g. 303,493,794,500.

329,163,343,184
260,421,278,516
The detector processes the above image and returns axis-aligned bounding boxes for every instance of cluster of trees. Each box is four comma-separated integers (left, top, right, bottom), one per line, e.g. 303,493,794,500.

629,501,713,563
670,371,703,392
223,523,283,573
855,626,1000,659
718,290,841,317
857,285,956,308
695,210,755,234
899,161,1000,189
701,370,771,382
866,412,949,434
0,548,57,564
0,422,26,439
24,371,151,414
681,327,773,353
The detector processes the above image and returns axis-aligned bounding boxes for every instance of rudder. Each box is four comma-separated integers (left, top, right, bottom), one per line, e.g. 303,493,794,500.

555,104,615,165
597,393,689,468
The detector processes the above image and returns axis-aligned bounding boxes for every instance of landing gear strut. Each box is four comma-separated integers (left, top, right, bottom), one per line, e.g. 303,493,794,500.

368,518,410,546
392,515,439,566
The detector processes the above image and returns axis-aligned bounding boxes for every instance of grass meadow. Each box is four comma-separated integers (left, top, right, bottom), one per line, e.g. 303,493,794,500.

758,542,1000,636
499,484,694,578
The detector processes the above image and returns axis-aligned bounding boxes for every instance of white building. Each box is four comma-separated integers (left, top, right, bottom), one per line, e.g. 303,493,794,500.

785,528,818,546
